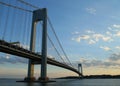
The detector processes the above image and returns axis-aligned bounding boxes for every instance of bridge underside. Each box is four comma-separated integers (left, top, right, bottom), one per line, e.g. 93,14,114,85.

0,40,82,76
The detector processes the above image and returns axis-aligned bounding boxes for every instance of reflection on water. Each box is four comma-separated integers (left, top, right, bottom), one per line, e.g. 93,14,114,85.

0,79,120,86
26,83,49,86
26,83,34,86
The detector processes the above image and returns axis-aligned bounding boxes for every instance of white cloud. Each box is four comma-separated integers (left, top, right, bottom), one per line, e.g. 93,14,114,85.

108,27,113,31
6,54,10,59
100,46,111,51
92,34,113,42
77,57,117,68
72,25,117,44
71,37,81,42
115,46,120,50
113,24,120,29
77,52,120,68
86,8,96,15
108,53,120,64
75,37,81,42
72,31,80,35
92,34,103,41
108,26,119,32
102,36,112,42
115,31,120,37
85,30,95,34
88,40,96,44
72,35,90,42
72,32,113,44
107,24,120,37
0,55,28,64
106,31,112,36
81,35,90,40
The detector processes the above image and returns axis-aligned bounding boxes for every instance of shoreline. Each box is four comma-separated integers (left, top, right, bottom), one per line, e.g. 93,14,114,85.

56,75,120,79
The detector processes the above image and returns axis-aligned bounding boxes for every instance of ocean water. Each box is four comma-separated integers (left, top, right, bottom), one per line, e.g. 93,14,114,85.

0,79,120,86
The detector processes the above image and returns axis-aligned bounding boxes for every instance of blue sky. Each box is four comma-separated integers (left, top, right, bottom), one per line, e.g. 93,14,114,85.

1,0,120,78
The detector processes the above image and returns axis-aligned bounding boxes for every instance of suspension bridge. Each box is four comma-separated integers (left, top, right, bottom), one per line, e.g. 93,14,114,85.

0,0,83,82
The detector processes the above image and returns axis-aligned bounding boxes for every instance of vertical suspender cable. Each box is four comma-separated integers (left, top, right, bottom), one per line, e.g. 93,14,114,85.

23,6,28,47
21,3,26,46
47,34,66,64
26,5,32,50
47,17,73,67
2,0,10,40
26,14,29,50
16,0,75,68
10,0,17,42
24,4,29,50
0,2,4,39
17,1,23,44
40,21,65,63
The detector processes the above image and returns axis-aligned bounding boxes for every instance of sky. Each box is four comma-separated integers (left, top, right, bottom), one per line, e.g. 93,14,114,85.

1,0,120,78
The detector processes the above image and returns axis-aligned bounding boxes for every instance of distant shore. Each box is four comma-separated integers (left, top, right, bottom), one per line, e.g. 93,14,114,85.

57,75,120,79
1,75,120,80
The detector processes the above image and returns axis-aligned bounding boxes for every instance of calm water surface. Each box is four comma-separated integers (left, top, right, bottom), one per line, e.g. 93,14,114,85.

0,79,120,86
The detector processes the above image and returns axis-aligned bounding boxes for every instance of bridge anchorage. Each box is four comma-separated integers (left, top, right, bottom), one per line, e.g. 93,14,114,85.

0,7,83,82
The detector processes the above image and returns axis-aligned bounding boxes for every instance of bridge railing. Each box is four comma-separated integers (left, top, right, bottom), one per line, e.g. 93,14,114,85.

0,40,39,57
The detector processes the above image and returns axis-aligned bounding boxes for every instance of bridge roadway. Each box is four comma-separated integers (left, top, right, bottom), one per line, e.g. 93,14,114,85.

0,40,82,76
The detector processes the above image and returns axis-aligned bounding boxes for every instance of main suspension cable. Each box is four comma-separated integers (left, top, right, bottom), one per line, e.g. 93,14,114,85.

12,0,74,68
39,21,66,63
0,1,32,12
47,17,73,67
18,0,39,9
47,34,66,64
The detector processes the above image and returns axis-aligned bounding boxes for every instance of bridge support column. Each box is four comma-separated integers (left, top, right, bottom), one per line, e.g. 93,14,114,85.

25,60,35,81
24,12,37,81
25,8,48,82
38,8,48,81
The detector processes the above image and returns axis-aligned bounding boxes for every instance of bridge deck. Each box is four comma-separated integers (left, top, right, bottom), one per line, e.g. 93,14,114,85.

0,40,82,76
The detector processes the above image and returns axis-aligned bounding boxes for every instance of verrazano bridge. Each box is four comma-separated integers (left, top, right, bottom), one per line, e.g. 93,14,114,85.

0,0,83,81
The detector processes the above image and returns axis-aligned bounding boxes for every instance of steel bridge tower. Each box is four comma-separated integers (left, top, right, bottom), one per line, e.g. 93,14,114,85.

78,64,83,77
25,8,48,81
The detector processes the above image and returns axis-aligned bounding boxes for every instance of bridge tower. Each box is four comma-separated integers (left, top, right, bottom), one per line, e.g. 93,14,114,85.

25,8,48,81
78,64,83,76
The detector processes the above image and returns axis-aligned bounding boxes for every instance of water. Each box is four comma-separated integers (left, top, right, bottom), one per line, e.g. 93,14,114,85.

0,79,120,86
